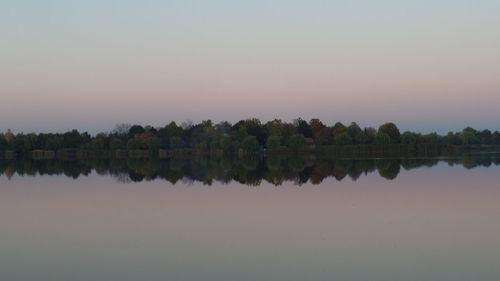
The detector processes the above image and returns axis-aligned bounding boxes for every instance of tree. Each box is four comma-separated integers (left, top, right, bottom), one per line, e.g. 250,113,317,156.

93,133,108,150
460,130,474,145
4,129,15,144
346,122,362,138
478,129,492,144
220,136,232,152
109,138,124,150
135,132,153,149
241,136,259,153
165,121,184,137
196,141,209,151
492,131,500,145
44,135,63,150
288,134,306,152
364,127,377,144
241,118,267,145
334,132,353,145
332,122,346,138
63,130,83,148
234,127,249,143
420,133,438,144
401,131,417,145
23,133,37,151
264,119,284,137
354,132,369,144
128,125,145,138
281,123,297,144
309,118,326,140
126,138,140,150
378,123,401,143
446,132,462,145
461,127,479,145
266,136,281,150
0,133,6,149
374,132,391,145
112,123,132,136
210,139,220,151
316,128,333,145
169,136,185,150
295,118,312,138
88,138,105,150
215,121,233,135
148,136,160,154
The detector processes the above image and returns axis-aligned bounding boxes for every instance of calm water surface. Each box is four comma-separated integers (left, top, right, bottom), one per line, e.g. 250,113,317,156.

0,156,499,281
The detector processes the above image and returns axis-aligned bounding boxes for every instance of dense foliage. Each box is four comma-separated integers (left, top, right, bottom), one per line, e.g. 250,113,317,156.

1,119,499,154
1,154,498,184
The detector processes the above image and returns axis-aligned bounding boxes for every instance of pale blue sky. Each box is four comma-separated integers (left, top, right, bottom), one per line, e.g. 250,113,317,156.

1,0,499,133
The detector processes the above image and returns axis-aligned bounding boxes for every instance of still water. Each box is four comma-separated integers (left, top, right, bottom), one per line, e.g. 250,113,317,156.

1,155,499,281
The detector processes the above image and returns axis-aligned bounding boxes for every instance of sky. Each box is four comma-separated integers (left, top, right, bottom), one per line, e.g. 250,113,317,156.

1,0,499,134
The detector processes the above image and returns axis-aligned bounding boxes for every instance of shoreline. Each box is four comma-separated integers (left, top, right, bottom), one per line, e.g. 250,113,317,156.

1,144,500,160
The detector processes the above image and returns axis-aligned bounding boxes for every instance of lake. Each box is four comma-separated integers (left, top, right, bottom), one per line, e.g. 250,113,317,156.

1,154,499,281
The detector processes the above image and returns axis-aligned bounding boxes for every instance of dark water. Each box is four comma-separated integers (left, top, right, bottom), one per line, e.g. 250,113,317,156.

1,155,500,281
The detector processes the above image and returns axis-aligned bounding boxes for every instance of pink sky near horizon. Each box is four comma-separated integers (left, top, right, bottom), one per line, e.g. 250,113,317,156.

1,0,499,133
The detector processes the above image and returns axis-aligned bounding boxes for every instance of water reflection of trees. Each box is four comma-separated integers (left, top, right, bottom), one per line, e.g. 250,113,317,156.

0,154,499,185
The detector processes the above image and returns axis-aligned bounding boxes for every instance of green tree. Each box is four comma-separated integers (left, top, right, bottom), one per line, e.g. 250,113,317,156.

266,135,281,150
127,138,140,150
210,139,220,151
281,123,297,144
460,130,474,145
364,127,377,144
241,136,259,153
109,138,124,150
169,136,185,150
295,118,312,138
238,119,266,145
148,136,160,154
421,133,438,144
316,128,333,145
374,132,391,145
264,119,284,137
44,135,63,150
165,121,184,137
492,131,500,145
219,135,232,152
401,131,417,145
0,133,6,149
378,123,401,143
334,132,353,145
460,127,479,145
88,138,105,150
478,129,492,144
346,122,362,138
332,122,347,138
354,132,369,144
196,141,209,151
62,130,83,148
23,133,37,151
128,125,145,138
287,134,306,152
446,132,462,145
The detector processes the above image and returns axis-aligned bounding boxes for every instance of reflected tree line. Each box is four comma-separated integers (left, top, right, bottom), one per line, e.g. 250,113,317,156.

1,154,499,185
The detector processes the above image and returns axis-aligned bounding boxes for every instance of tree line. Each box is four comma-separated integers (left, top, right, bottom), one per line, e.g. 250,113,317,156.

1,119,499,155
